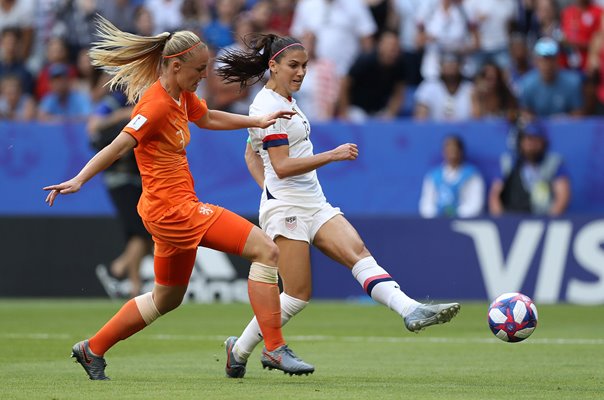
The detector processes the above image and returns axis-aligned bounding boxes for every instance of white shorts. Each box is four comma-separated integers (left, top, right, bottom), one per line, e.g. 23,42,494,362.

259,199,342,243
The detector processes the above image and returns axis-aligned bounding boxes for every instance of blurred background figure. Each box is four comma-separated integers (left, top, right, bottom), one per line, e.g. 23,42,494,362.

0,27,35,95
0,0,35,62
37,62,92,121
466,0,516,73
414,52,474,121
489,120,571,217
419,135,485,218
471,61,518,120
506,32,533,97
145,0,184,35
293,32,339,122
0,74,36,121
416,0,480,80
560,0,602,71
201,0,241,52
35,36,78,101
209,13,263,114
337,30,406,121
267,0,295,35
87,83,153,298
519,37,584,117
97,0,139,33
290,0,377,78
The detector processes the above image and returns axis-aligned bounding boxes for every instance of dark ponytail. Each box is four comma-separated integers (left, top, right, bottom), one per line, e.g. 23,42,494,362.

216,33,303,89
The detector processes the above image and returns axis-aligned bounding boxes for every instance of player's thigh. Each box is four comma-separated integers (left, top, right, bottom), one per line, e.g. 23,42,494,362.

313,214,370,269
275,236,312,300
240,225,279,266
200,209,277,265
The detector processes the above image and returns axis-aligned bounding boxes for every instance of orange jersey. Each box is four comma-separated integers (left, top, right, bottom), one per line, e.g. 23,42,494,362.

123,80,208,222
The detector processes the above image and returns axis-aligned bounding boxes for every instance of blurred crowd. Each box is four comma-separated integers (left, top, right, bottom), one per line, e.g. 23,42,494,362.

2,0,604,123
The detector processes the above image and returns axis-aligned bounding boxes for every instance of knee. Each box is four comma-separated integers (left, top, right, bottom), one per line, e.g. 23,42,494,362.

153,291,185,314
252,237,279,266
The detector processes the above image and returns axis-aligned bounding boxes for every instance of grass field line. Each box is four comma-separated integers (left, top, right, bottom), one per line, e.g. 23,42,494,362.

2,332,603,346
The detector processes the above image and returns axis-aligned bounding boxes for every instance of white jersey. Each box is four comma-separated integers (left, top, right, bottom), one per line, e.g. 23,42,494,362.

248,87,326,206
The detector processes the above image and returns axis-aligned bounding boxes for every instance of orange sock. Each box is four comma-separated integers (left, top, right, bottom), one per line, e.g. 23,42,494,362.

247,280,284,351
88,299,147,356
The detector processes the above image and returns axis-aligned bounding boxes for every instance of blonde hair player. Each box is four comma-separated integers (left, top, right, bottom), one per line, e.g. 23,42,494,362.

216,33,461,378
43,17,314,380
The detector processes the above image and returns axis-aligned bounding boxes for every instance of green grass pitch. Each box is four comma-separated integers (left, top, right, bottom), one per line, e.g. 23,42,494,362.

0,299,602,399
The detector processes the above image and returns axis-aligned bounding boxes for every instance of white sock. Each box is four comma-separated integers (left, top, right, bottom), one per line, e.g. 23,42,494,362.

351,256,420,318
233,292,308,361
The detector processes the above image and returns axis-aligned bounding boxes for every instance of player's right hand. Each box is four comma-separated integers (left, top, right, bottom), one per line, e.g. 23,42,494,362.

331,143,358,161
43,178,83,207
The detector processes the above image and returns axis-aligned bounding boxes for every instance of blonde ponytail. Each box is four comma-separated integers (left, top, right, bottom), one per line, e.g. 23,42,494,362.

89,15,205,103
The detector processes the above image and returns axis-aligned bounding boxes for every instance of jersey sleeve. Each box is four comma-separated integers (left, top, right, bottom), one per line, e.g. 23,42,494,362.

260,118,290,150
185,92,208,121
122,100,166,145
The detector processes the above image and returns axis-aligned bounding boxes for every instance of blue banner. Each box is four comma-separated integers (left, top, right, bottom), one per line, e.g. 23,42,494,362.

2,119,604,215
311,216,604,304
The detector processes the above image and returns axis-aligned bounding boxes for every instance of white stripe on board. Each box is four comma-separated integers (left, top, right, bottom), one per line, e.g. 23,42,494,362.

2,333,603,346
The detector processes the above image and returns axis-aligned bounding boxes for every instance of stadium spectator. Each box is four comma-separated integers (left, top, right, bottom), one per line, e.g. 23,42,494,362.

337,30,406,121
267,0,295,35
416,0,480,80
209,14,264,114
393,0,437,87
488,120,571,216
507,32,533,97
87,85,152,299
145,0,184,35
466,0,517,72
365,0,398,39
37,62,93,121
98,0,139,33
419,135,485,218
215,33,460,378
27,0,63,74
534,0,563,43
0,0,35,61
201,0,240,52
248,0,272,33
586,9,604,113
292,32,340,121
290,0,377,77
0,74,36,120
75,48,107,104
53,0,102,59
414,53,474,121
133,5,155,36
560,0,602,70
44,17,314,380
0,28,35,94
35,36,78,101
519,37,584,117
471,62,519,120
179,0,212,32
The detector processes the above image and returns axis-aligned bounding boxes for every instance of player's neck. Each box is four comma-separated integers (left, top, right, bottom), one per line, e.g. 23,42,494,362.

266,81,291,102
159,77,181,101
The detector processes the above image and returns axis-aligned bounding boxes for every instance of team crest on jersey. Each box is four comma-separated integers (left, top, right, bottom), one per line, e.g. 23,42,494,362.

198,205,214,215
126,114,147,131
285,216,297,231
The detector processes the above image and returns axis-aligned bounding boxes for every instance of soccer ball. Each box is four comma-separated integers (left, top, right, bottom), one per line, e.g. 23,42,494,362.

488,292,538,343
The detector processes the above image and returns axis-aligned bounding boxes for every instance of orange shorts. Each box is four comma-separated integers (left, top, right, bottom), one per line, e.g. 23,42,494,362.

144,201,254,286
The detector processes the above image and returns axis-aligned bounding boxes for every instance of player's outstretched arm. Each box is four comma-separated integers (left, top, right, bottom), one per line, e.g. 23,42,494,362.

44,131,137,206
194,109,295,131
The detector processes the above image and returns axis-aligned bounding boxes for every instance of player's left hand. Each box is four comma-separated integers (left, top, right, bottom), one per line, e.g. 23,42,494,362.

43,178,83,207
256,110,296,128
